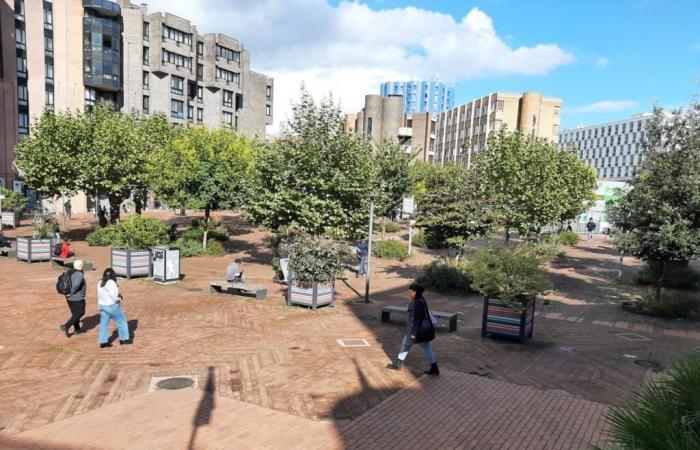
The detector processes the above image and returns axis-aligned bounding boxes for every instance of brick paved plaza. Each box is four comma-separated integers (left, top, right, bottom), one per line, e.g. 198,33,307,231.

1,212,698,449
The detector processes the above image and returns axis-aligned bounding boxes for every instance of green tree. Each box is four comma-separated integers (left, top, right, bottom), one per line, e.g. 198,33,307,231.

373,143,413,218
247,88,375,239
607,105,700,300
555,146,597,227
150,126,255,248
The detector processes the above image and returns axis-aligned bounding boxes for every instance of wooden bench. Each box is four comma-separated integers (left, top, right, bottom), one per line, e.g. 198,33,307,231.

381,305,458,332
210,281,267,300
52,257,94,272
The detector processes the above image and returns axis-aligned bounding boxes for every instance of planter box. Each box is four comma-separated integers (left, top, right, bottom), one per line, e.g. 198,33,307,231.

16,237,53,262
1,211,20,228
481,295,535,342
110,248,152,279
287,281,334,310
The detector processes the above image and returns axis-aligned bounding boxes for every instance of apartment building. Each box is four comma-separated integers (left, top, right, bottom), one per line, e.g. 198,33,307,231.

559,113,652,180
435,91,562,167
0,0,273,190
380,80,454,116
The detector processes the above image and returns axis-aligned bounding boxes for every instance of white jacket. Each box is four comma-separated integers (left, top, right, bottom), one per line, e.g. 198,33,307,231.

97,279,121,306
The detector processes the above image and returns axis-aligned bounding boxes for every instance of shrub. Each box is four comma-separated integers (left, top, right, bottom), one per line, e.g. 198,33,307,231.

0,188,27,212
373,239,410,261
85,215,169,249
175,238,226,257
604,350,700,449
375,220,401,233
416,260,471,295
282,234,351,284
180,226,228,243
412,231,427,248
559,231,580,246
424,231,448,249
636,261,700,290
625,291,700,319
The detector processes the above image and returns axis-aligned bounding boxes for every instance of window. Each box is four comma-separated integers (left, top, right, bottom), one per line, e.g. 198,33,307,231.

216,67,239,85
18,112,29,134
143,71,149,89
85,87,96,107
187,105,194,120
196,63,203,80
171,75,184,95
197,86,203,101
170,99,184,118
162,50,192,69
143,47,149,65
162,25,192,46
496,100,505,111
143,21,149,41
216,45,240,63
44,35,53,53
637,121,642,131
143,95,149,114
15,27,26,46
197,41,204,57
16,56,27,74
45,88,54,107
266,104,271,116
15,0,25,17
197,107,203,123
43,5,52,28
222,90,233,107
45,61,54,80
265,86,272,102
223,111,234,126
17,84,28,102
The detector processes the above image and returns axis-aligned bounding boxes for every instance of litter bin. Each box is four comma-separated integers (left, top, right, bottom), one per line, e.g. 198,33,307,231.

152,246,180,283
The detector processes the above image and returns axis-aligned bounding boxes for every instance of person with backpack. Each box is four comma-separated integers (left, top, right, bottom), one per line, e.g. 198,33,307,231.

386,283,439,375
97,268,130,348
586,218,597,242
54,238,74,259
58,260,86,337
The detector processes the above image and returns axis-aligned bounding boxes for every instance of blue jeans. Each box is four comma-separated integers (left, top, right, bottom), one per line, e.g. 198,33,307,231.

397,334,436,364
98,304,129,344
359,255,368,275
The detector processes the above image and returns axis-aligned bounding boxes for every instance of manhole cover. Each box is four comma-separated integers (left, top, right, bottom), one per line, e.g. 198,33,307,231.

156,377,195,390
634,360,663,370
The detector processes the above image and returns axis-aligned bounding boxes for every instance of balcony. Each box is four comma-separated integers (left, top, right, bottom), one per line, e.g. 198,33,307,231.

82,0,120,17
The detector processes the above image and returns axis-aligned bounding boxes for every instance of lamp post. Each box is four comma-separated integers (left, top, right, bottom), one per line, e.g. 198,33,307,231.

364,200,374,303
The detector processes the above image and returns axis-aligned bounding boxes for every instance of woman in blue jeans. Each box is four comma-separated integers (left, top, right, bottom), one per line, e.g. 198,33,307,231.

97,268,130,348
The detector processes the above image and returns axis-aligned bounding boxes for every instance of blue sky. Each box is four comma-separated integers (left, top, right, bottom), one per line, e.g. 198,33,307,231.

149,0,699,132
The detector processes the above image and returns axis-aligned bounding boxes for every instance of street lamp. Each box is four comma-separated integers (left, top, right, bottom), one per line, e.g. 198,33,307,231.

364,199,374,303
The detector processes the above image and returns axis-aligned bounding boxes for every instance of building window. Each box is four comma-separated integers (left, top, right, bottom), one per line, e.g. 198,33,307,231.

162,25,192,46
266,86,272,102
197,107,203,123
143,95,149,114
85,87,96,107
216,45,240,63
18,112,29,134
143,21,149,41
197,41,204,57
197,86,203,102
266,104,271,116
223,111,234,126
17,84,28,102
15,0,25,17
15,27,26,46
43,5,52,28
44,35,53,54
143,47,149,65
187,105,194,120
171,99,184,119
45,61,54,80
45,88,54,107
196,63,203,80
16,56,27,74
142,71,149,90
171,75,184,95
162,49,192,69
222,90,233,107
216,67,239,85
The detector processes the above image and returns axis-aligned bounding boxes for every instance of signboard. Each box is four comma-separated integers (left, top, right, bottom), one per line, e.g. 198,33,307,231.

402,196,415,215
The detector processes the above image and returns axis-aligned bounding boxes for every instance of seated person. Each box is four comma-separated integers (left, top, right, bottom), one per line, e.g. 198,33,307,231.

0,232,10,248
226,258,243,282
57,238,75,259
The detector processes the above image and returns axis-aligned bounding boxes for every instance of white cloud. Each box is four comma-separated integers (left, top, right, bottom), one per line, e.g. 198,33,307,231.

568,100,639,113
594,57,609,68
143,0,576,133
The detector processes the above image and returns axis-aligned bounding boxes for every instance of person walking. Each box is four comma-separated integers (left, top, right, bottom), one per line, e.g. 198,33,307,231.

60,260,86,337
97,268,130,348
586,218,597,242
386,284,439,375
63,199,72,220
356,241,369,278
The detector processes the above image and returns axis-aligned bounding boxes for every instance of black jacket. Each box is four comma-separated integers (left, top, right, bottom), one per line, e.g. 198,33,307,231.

407,296,429,337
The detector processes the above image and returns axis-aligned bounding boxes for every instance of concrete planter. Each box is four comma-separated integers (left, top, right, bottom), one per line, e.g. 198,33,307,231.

16,237,53,263
481,295,536,342
1,211,20,228
287,280,334,310
110,248,152,279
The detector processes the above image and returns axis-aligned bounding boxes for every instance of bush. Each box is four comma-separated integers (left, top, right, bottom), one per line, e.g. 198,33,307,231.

412,231,427,248
625,292,700,319
375,220,401,233
604,350,700,449
32,209,58,238
416,260,471,295
180,226,228,243
559,231,580,246
282,234,351,284
636,261,700,290
85,215,169,249
0,188,27,212
373,239,410,261
175,238,226,257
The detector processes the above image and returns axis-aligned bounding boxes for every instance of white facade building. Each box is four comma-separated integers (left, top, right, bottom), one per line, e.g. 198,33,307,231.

558,113,653,180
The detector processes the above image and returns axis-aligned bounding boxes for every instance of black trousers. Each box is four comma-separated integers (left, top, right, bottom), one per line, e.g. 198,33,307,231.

64,300,85,331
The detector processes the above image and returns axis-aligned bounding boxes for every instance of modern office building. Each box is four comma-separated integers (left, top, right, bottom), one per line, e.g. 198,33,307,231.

435,91,562,167
347,94,436,163
380,80,453,117
0,0,273,191
558,113,652,180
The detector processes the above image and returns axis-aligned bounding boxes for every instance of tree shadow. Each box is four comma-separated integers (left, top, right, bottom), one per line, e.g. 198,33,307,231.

187,366,216,450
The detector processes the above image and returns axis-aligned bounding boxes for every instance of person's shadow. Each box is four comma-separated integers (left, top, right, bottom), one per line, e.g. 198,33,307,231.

81,316,139,344
188,367,216,450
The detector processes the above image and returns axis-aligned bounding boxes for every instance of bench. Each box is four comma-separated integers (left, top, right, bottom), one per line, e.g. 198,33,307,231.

381,305,458,332
210,281,267,300
52,257,94,272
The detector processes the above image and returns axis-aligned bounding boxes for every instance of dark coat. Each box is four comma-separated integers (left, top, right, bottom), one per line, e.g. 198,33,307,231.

67,270,86,302
407,296,429,337
586,221,596,231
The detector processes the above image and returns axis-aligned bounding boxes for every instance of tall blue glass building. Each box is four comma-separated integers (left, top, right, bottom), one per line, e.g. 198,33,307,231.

380,80,454,116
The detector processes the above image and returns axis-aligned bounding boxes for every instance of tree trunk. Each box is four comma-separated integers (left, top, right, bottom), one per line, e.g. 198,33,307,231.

135,193,143,215
108,194,121,224
505,228,510,244
655,259,665,302
202,205,210,249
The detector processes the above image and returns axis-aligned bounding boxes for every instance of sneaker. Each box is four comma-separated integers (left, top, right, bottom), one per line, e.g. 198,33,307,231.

59,325,69,338
74,329,86,335
386,360,402,370
119,340,132,345
99,343,112,348
424,363,440,376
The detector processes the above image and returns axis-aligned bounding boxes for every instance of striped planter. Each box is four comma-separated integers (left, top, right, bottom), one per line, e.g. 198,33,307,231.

481,295,535,342
287,281,334,310
16,237,53,262
1,211,20,228
110,248,152,279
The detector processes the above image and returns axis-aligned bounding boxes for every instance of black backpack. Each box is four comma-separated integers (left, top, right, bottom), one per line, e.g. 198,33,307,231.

56,270,74,295
54,243,62,257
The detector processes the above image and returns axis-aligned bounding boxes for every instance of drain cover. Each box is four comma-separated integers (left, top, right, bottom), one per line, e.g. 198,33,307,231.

634,360,663,370
156,377,195,390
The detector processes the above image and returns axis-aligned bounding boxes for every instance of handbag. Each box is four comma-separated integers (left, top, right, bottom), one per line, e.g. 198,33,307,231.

416,300,436,343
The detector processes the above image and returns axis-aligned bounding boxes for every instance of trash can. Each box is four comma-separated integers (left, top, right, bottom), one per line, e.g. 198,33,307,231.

152,246,180,283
